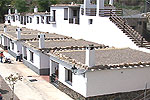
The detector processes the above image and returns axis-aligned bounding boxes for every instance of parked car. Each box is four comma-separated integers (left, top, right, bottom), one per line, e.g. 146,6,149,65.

0,92,2,100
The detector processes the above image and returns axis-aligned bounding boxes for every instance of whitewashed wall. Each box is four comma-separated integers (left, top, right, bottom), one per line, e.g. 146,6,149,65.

50,56,87,97
8,7,146,52
86,67,150,97
40,52,49,69
26,48,40,69
26,48,49,69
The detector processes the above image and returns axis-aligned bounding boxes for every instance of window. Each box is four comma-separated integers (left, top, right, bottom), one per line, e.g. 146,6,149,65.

37,17,39,24
13,15,15,22
18,15,20,21
64,8,68,20
46,16,50,24
11,42,14,50
23,46,27,60
27,16,29,23
89,19,93,24
30,17,32,23
16,16,18,21
30,50,34,63
41,16,44,24
65,69,72,85
52,10,56,22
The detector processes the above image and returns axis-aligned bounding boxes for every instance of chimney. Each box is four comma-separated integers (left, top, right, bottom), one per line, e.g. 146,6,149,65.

109,0,113,5
34,7,38,13
85,44,95,67
38,33,45,49
16,28,22,39
15,9,18,14
97,0,104,16
4,25,7,33
8,9,11,14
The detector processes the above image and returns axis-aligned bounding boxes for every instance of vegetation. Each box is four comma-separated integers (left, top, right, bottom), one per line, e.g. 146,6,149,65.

5,73,23,100
0,0,149,23
0,0,11,22
11,0,29,13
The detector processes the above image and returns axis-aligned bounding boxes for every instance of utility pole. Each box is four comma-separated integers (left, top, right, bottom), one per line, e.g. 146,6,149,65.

145,0,147,13
144,83,147,100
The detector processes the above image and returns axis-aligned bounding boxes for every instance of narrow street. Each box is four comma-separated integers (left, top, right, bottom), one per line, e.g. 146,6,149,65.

0,48,73,100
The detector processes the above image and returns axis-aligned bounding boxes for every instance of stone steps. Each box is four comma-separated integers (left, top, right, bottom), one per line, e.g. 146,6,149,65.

110,15,150,50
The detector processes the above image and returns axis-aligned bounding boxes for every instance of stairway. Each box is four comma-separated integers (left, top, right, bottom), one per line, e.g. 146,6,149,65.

109,14,150,49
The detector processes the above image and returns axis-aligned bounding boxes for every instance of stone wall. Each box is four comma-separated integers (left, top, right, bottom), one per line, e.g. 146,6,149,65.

53,81,86,100
86,90,147,100
53,80,149,100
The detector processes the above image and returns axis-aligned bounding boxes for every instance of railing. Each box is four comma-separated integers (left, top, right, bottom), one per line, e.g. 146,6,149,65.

81,8,122,17
69,18,80,24
110,14,143,46
99,9,122,16
85,8,96,16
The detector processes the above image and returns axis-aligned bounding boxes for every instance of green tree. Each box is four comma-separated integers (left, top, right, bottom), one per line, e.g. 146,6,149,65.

33,0,60,12
36,0,51,12
50,0,59,4
0,0,11,23
12,0,29,13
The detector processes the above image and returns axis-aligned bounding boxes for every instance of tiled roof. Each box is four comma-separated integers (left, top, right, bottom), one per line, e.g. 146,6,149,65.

0,24,71,41
25,39,106,49
25,12,50,16
50,48,150,70
51,4,80,7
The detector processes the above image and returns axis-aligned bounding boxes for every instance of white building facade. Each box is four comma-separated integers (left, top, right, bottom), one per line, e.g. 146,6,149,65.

5,0,149,53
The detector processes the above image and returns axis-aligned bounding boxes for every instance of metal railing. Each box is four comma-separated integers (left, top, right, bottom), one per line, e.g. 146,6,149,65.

109,14,144,46
81,8,122,17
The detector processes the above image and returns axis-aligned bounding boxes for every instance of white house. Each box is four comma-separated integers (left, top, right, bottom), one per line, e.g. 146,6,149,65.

22,36,107,75
0,24,71,58
2,0,150,99
4,0,150,54
46,46,150,100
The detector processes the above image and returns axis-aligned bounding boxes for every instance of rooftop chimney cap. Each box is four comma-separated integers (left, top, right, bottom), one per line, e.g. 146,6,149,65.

38,33,45,38
87,44,94,50
71,2,74,5
16,28,22,31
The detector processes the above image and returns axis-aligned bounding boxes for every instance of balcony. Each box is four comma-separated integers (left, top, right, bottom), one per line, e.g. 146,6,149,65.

81,8,122,17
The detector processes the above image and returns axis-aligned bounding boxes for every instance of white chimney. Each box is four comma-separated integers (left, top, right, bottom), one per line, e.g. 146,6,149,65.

38,33,45,49
8,9,11,14
34,7,38,13
109,0,113,5
4,25,7,33
85,44,95,67
15,9,18,14
16,28,22,39
97,0,104,16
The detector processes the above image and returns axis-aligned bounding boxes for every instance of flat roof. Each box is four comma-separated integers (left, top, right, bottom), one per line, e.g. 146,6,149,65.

51,4,80,7
58,48,150,66
0,24,71,41
25,39,106,49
